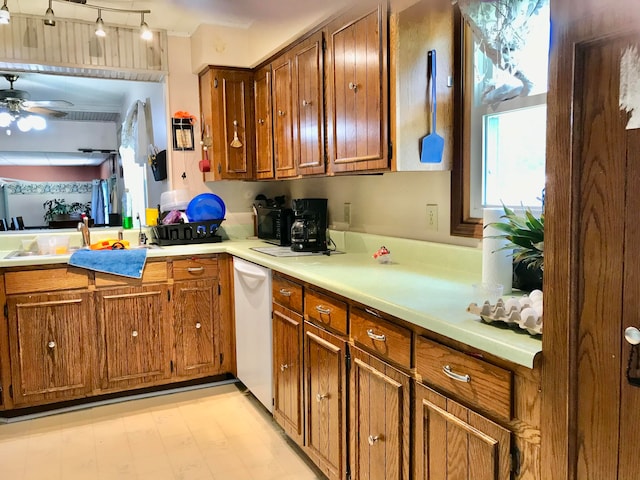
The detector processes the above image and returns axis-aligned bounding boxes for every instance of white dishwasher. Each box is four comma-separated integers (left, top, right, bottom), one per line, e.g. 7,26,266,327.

233,257,273,412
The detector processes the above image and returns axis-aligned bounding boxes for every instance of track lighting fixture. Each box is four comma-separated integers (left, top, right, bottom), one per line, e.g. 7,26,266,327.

0,0,10,25
139,12,152,41
95,9,105,37
44,1,152,39
44,0,56,26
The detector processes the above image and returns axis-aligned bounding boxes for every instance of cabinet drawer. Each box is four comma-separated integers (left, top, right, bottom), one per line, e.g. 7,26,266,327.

273,275,303,313
4,267,89,294
416,336,513,422
95,261,168,286
351,308,412,369
305,289,348,336
173,258,218,280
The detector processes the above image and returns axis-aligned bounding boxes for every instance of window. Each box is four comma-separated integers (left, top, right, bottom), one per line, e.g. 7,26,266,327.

451,1,550,236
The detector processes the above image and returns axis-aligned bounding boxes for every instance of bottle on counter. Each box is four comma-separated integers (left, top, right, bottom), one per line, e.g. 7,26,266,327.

122,188,133,229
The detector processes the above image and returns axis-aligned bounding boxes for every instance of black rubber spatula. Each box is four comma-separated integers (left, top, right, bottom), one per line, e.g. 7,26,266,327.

420,49,444,164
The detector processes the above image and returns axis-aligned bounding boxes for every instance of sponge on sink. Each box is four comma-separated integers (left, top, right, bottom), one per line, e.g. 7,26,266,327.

90,239,130,250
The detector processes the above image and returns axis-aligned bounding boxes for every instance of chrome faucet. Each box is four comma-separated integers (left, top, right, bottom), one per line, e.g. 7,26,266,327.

77,216,90,248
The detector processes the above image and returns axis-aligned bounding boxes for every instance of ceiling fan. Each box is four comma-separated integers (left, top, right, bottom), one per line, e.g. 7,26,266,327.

0,74,73,118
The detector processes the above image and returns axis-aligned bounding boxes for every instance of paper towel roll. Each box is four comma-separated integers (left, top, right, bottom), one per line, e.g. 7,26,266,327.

482,208,513,294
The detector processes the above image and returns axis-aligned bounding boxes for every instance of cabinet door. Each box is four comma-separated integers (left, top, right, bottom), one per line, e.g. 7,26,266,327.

414,382,511,480
173,278,220,378
304,322,347,480
254,65,275,180
273,302,304,445
7,292,93,406
272,56,297,178
326,3,389,173
350,346,410,480
96,285,171,391
293,31,325,176
200,68,255,180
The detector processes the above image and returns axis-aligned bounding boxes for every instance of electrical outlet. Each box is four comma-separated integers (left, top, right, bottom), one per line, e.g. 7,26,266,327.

344,203,351,226
426,204,438,231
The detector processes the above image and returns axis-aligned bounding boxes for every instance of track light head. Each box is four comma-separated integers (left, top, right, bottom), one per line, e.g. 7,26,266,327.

95,9,105,37
140,12,152,41
0,0,11,25
44,1,55,27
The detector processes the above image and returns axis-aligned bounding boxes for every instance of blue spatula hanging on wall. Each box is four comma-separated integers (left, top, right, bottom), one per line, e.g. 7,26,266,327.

420,49,444,164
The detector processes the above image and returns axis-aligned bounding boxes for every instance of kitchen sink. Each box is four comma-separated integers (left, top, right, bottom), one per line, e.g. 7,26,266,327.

4,244,161,259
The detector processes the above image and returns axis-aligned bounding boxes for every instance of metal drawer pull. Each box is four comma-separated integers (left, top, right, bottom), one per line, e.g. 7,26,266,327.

443,365,471,383
316,393,328,402
195,322,202,329
48,341,56,349
280,364,289,372
367,435,380,446
187,267,205,273
279,288,292,297
366,329,386,342
132,330,138,338
365,308,381,317
315,305,332,315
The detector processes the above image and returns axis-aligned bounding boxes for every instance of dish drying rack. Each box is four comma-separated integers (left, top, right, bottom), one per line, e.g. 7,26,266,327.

467,298,542,336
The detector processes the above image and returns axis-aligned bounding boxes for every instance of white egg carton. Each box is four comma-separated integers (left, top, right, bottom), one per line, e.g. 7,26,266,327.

467,292,543,336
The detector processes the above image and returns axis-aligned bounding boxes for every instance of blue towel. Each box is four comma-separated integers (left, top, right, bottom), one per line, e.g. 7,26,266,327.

69,249,147,279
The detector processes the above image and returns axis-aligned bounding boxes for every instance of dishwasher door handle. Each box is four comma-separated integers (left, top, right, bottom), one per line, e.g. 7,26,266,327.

234,261,268,279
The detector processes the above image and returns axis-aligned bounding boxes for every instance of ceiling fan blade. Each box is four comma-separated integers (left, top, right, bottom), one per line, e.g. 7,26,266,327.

23,106,68,118
23,100,73,108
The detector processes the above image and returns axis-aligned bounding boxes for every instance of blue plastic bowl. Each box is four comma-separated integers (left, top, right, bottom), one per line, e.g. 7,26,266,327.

186,193,226,222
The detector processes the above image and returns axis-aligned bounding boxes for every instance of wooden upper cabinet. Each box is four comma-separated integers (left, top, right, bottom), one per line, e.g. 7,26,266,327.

254,65,275,180
199,67,255,180
326,2,389,173
292,31,326,176
272,55,297,178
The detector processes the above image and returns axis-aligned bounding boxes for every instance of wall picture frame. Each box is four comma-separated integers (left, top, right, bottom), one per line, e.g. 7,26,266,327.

172,118,195,151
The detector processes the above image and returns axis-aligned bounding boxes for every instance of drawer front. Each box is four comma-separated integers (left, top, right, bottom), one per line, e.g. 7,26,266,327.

273,275,303,313
5,267,89,294
95,261,168,286
305,289,348,336
173,257,218,280
350,308,412,369
416,336,513,422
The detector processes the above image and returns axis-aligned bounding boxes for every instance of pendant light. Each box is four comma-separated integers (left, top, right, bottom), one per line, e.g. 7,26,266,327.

95,9,105,37
140,12,152,41
0,0,10,25
44,0,55,27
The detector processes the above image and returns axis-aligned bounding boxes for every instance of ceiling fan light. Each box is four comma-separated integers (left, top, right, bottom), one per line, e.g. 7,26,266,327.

0,1,10,25
0,111,12,128
29,115,47,131
95,10,106,37
16,116,32,132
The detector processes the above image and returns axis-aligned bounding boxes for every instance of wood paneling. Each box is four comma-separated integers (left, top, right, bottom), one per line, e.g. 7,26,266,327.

5,267,89,294
254,65,275,180
272,55,297,178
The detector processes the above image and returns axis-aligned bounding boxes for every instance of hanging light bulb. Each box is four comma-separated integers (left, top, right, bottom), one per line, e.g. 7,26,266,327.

29,115,47,131
0,0,10,25
16,116,33,132
44,0,55,27
140,12,152,41
95,9,106,37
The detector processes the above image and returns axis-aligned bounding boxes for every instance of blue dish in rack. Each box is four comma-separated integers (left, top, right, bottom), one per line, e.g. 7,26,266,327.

186,193,226,222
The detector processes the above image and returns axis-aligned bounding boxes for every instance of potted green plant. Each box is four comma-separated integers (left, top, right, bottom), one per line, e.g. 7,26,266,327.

43,198,91,223
485,204,544,290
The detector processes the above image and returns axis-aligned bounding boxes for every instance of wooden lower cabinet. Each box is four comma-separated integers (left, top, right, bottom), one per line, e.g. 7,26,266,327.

414,381,511,480
273,302,304,445
6,291,94,406
95,284,172,392
304,322,347,480
173,278,220,378
350,346,411,480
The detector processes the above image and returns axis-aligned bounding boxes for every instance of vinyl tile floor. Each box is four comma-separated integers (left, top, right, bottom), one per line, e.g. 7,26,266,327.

0,382,324,480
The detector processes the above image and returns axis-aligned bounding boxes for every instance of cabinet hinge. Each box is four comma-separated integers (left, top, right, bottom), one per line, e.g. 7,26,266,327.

214,77,218,88
388,141,393,160
511,444,521,476
9,384,13,399
3,303,7,319
167,289,171,302
218,284,222,296
170,360,174,374
345,349,351,370
322,38,327,51
220,353,224,365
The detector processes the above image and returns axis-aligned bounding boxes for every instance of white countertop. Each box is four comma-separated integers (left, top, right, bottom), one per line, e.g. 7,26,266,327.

0,229,542,368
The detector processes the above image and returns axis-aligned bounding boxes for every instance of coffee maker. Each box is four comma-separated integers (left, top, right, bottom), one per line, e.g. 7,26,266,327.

291,198,328,252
